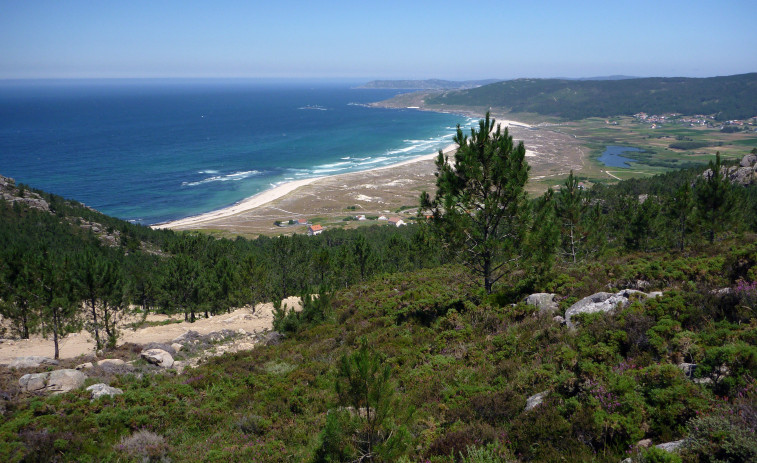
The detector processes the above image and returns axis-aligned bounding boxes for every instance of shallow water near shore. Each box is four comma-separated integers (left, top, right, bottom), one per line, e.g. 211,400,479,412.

0,79,472,224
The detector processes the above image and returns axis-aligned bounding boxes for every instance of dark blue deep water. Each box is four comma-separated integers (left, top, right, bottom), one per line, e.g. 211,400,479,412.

598,145,643,168
0,79,472,224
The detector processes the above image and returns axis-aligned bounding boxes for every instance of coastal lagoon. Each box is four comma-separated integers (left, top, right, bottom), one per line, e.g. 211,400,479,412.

0,79,472,224
598,145,643,168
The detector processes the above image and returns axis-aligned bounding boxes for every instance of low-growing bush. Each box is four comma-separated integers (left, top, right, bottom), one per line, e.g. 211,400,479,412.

115,429,170,462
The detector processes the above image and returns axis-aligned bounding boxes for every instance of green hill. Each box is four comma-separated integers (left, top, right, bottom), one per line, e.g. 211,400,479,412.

358,79,501,90
424,73,757,120
2,152,757,462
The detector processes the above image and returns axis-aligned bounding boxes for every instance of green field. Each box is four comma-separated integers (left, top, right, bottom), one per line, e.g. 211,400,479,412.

545,116,757,186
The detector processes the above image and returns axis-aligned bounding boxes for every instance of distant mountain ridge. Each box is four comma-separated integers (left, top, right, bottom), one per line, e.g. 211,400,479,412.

357,79,501,90
422,73,757,120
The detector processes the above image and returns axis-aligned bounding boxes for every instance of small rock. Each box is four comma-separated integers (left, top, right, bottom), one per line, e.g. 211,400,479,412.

87,383,123,400
636,438,653,448
98,359,125,368
525,390,549,411
9,356,59,369
677,362,697,379
170,343,183,353
173,361,185,375
655,439,687,453
140,349,174,368
553,315,566,325
237,328,247,335
75,362,94,370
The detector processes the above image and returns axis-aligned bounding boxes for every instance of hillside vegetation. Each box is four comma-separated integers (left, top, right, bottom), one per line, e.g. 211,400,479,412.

1,144,757,462
424,73,757,121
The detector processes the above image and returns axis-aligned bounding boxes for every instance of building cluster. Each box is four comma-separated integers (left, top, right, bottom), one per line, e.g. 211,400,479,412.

275,214,407,237
632,112,756,130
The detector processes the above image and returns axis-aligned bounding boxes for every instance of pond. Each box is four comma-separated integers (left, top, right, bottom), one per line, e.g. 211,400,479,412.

598,145,644,168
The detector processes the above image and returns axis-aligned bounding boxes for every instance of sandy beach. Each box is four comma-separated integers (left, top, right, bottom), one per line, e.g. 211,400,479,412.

153,115,585,236
153,143,457,231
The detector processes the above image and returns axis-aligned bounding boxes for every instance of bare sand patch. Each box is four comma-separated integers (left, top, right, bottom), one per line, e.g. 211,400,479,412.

0,296,302,364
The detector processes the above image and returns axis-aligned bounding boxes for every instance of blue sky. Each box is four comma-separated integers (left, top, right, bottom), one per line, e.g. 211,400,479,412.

1,0,754,80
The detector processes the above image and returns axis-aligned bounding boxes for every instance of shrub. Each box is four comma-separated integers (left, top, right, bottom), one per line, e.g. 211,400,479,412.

682,414,757,462
236,413,270,436
115,429,170,462
460,443,517,463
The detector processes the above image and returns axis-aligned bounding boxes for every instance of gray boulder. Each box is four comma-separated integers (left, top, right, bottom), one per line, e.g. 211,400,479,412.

656,439,687,453
677,362,697,379
565,289,657,328
523,293,559,315
19,369,86,394
140,348,174,368
9,356,59,369
86,383,124,400
98,358,126,368
740,153,757,167
525,390,549,411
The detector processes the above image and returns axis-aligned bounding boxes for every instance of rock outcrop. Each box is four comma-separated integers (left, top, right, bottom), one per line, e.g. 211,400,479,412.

9,356,59,369
702,153,757,186
19,369,86,394
565,289,660,328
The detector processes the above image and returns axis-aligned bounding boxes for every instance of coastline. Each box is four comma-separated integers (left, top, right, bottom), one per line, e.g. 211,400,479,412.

152,143,457,230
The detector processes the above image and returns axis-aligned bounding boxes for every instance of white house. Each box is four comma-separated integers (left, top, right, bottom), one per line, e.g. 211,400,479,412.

388,217,405,227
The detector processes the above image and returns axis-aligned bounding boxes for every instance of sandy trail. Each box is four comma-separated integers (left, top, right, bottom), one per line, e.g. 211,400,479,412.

0,297,301,364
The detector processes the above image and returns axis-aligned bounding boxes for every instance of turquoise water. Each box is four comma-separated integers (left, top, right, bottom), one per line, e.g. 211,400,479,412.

0,79,473,224
598,145,643,168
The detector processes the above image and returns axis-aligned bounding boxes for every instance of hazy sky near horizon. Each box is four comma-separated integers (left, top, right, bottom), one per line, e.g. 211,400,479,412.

1,0,754,80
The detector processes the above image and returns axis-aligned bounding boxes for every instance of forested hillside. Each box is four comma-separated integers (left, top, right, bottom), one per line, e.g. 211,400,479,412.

424,73,757,120
1,140,757,462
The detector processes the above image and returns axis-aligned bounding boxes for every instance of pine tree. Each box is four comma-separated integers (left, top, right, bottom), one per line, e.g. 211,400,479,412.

37,250,80,359
695,152,735,243
421,112,531,294
555,171,589,263
669,182,695,251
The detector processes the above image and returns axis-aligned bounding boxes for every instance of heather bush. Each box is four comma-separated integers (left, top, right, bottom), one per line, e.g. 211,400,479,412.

459,443,517,463
115,429,170,462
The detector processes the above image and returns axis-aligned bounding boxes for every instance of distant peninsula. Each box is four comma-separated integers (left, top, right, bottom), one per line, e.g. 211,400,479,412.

357,79,501,90
375,73,757,121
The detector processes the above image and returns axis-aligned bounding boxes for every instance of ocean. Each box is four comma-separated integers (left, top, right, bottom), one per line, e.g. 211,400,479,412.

0,79,472,225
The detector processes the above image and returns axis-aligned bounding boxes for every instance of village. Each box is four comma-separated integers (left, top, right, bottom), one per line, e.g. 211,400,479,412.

632,112,757,130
